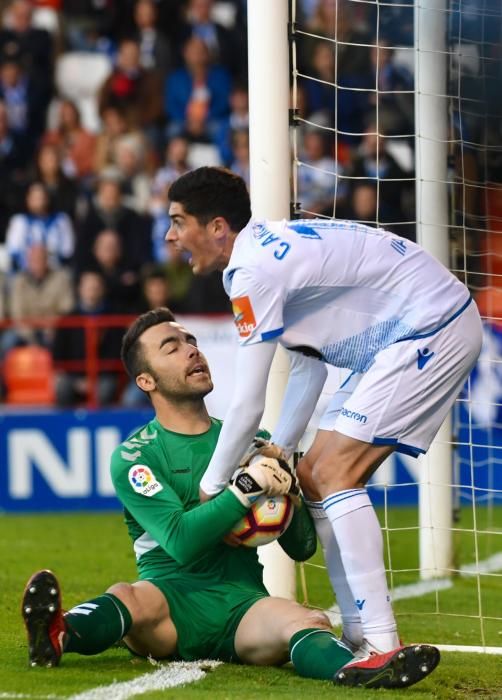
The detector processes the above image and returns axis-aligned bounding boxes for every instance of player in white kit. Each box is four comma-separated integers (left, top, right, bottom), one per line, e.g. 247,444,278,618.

166,167,482,674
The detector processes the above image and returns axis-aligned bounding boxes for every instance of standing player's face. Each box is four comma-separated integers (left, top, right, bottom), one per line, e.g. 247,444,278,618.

139,322,213,401
166,202,222,275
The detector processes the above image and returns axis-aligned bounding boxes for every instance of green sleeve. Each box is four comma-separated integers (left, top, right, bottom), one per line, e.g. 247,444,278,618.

111,452,248,567
278,499,317,562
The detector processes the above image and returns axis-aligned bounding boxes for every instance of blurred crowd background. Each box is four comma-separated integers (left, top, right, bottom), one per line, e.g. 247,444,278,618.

0,0,499,409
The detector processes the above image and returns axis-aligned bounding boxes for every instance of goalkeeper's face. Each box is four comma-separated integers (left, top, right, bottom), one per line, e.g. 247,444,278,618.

167,202,231,275
138,321,213,401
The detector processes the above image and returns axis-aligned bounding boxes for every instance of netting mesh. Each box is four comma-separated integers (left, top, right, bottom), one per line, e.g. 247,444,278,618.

290,0,502,650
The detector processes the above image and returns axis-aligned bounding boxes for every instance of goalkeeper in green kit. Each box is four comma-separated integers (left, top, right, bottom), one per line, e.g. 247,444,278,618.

22,308,439,689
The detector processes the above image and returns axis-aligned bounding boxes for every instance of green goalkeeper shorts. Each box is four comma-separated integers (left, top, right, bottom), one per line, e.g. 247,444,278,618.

146,577,268,662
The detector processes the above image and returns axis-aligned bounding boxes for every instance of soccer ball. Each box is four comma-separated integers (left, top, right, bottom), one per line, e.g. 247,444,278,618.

231,494,294,547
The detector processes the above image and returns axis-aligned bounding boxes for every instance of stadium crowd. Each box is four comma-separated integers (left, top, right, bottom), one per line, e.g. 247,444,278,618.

0,0,498,407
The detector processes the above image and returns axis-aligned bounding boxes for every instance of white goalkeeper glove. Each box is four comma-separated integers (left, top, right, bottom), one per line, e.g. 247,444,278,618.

228,456,301,509
239,437,287,467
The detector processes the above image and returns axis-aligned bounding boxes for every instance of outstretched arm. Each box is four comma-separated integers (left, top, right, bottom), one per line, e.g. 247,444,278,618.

199,340,277,497
271,350,328,458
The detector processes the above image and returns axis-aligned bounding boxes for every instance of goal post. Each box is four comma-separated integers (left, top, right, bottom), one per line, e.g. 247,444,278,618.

415,0,454,578
247,0,296,599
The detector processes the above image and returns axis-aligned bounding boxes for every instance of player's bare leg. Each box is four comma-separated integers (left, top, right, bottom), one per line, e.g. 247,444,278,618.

108,581,178,659
234,596,332,665
308,430,403,653
234,596,439,688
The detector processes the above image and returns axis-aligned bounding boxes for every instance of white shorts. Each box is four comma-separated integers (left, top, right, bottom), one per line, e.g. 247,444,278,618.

318,299,483,457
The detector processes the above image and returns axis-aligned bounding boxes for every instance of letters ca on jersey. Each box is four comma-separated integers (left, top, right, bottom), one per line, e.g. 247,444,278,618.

231,296,256,338
128,465,163,497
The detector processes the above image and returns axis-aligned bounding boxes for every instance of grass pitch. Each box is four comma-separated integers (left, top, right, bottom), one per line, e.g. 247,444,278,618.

0,508,501,700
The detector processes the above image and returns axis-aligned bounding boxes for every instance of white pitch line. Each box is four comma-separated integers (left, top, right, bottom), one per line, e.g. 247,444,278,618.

0,695,59,699
460,551,502,575
67,660,222,700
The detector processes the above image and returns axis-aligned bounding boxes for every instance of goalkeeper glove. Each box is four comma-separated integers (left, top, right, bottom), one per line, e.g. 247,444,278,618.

239,437,287,467
228,456,301,509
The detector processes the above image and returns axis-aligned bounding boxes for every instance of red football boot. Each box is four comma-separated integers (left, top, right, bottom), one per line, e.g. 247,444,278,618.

333,642,440,689
22,570,66,667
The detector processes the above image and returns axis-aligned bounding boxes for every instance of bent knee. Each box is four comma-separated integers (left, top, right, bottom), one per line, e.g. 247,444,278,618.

283,608,332,641
106,582,144,624
300,609,332,630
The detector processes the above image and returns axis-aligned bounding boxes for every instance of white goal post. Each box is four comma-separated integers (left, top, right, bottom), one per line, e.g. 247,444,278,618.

415,0,454,579
247,0,296,599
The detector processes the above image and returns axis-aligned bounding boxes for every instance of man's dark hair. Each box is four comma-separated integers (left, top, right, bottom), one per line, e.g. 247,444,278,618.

168,167,251,233
121,307,175,378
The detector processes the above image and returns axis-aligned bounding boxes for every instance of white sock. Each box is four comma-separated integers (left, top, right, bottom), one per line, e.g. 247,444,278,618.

305,500,363,649
323,489,399,652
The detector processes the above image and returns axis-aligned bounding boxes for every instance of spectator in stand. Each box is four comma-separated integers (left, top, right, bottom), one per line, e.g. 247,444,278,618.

369,41,414,136
0,57,47,151
43,99,97,181
61,0,117,56
113,134,151,214
229,129,249,186
152,135,190,195
297,129,347,217
89,228,140,311
98,38,163,133
300,42,334,124
228,82,248,132
52,270,123,407
0,98,30,240
181,104,222,169
132,0,172,77
94,105,146,173
0,0,53,104
164,240,195,310
348,118,413,238
301,40,369,146
348,182,379,225
74,171,151,274
218,82,249,164
5,181,75,272
1,242,74,355
177,0,244,79
34,143,80,220
307,0,372,79
165,35,231,144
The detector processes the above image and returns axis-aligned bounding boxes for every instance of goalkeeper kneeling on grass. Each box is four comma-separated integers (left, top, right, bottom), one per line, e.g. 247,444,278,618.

22,308,439,689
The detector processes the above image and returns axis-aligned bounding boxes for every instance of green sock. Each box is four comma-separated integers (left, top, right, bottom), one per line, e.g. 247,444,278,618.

64,593,133,655
289,628,354,680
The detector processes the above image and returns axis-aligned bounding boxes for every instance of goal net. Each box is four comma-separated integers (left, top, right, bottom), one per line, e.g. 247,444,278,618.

288,0,502,653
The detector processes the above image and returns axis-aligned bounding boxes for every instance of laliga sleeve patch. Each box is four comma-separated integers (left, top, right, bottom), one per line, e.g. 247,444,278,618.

231,296,256,338
128,465,164,497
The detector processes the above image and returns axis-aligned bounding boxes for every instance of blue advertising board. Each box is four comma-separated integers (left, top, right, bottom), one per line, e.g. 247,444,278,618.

0,406,500,512
0,409,153,512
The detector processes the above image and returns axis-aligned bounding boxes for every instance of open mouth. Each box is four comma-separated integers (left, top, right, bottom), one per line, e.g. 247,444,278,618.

187,364,208,377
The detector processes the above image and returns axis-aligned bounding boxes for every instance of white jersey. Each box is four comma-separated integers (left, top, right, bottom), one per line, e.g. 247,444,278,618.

200,217,474,496
223,218,470,373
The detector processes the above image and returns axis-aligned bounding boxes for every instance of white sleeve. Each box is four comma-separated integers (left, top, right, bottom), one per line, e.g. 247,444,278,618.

200,340,277,496
270,351,328,458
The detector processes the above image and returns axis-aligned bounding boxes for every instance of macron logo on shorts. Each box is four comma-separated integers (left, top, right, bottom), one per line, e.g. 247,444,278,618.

340,408,367,424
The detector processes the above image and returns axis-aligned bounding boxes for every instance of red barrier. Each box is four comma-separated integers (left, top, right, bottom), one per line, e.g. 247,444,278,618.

0,315,136,409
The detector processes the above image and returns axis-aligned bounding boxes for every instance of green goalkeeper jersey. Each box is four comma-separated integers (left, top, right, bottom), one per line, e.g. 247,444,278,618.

111,416,267,587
